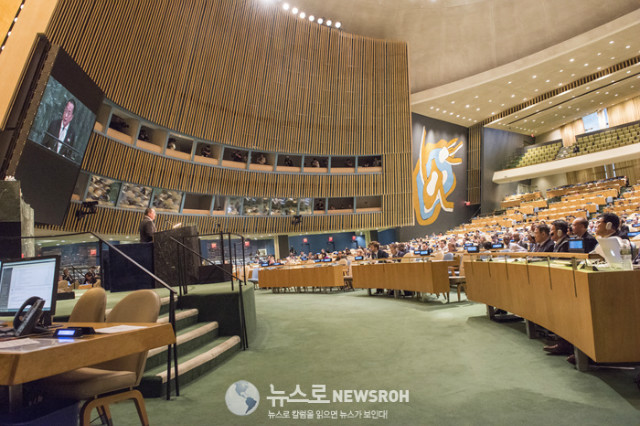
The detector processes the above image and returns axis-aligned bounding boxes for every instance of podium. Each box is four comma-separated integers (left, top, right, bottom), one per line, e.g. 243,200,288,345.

0,181,35,259
153,225,200,287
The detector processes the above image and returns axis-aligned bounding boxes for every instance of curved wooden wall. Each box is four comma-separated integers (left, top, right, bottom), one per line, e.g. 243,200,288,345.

41,0,412,234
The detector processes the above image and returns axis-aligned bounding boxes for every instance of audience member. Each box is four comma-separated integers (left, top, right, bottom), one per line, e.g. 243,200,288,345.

571,218,598,252
550,220,570,253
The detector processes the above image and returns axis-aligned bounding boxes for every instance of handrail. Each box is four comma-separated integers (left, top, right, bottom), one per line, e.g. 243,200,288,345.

168,234,248,349
168,236,240,282
0,231,180,400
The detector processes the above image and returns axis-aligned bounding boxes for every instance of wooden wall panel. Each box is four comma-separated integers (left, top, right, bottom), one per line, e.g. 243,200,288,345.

41,0,412,234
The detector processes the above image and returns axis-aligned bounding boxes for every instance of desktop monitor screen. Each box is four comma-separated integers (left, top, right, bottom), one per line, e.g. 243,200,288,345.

272,262,282,266
314,260,322,263
0,255,59,316
354,256,363,261
627,231,640,238
322,258,332,263
466,246,479,253
260,262,269,267
492,243,504,249
568,239,584,252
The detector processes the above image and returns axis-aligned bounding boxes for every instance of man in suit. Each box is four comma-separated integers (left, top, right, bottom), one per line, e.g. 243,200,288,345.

139,207,156,243
532,223,554,252
571,217,598,253
551,220,570,253
369,241,388,294
45,99,77,160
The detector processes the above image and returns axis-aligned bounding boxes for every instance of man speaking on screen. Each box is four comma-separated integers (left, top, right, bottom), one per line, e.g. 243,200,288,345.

45,99,77,160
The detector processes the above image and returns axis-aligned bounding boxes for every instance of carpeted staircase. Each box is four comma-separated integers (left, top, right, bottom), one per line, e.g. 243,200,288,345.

136,297,243,398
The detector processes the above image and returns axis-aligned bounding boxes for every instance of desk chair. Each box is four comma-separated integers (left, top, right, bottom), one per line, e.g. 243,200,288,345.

448,255,467,302
69,287,107,323
40,290,161,426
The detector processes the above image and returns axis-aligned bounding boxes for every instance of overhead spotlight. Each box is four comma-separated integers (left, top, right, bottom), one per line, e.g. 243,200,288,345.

317,17,323,24
283,3,289,10
299,12,305,18
309,15,315,21
292,7,298,13
335,22,341,28
326,20,332,26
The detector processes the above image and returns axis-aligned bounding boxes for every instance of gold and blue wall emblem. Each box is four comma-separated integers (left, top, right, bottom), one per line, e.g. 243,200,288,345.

412,127,464,225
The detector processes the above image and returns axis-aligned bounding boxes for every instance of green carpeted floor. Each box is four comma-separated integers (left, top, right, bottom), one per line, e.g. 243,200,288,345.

106,289,640,424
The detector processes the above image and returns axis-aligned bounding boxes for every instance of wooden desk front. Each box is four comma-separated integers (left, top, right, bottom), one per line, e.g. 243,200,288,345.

352,261,452,293
0,322,175,386
464,260,640,363
259,265,344,288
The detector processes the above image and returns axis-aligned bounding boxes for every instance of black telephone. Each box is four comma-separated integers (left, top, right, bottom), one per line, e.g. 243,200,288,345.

13,296,45,336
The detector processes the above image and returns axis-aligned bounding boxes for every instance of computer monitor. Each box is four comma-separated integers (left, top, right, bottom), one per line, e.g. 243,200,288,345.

568,239,584,253
492,243,504,249
314,259,322,263
0,255,59,324
627,231,640,238
260,262,269,267
322,258,332,263
466,246,479,253
354,256,364,261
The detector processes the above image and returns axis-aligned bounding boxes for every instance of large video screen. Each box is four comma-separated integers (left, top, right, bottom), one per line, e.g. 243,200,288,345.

15,45,104,226
27,77,96,164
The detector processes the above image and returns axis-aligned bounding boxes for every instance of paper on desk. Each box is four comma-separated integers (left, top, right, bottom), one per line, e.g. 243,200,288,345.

0,338,40,350
96,325,148,334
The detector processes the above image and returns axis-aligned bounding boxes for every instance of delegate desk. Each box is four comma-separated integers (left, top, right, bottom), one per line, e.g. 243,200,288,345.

464,254,640,370
0,322,175,410
259,264,345,289
352,260,453,298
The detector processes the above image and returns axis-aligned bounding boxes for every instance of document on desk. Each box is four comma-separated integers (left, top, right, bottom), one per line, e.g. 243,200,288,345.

96,325,148,334
0,338,40,350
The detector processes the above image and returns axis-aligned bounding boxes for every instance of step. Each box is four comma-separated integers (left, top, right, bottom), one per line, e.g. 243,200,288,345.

145,321,219,370
138,336,242,398
157,308,199,332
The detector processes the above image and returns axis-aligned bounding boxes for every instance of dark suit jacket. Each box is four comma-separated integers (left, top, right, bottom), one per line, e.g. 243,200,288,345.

553,236,570,253
139,217,156,243
372,249,389,259
45,119,76,159
535,238,555,253
581,232,598,253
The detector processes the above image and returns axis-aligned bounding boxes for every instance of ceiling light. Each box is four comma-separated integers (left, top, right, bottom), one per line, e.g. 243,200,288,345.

309,15,314,21
532,75,537,79
609,40,614,44
626,45,631,49
559,69,564,73
465,104,469,108
299,12,305,18
326,20,332,26
291,7,298,13
474,95,478,99
456,114,460,117
545,79,550,83
569,58,574,62
597,52,601,56
436,108,440,111
507,81,512,84
476,108,480,111
610,57,615,60
443,110,447,113
510,94,515,98
534,89,538,92
283,3,290,10
584,63,588,66
449,112,453,115
317,17,323,24
335,22,341,28
451,101,455,104
430,106,434,109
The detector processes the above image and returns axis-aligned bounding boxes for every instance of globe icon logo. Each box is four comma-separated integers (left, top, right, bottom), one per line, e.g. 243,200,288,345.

225,380,260,416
